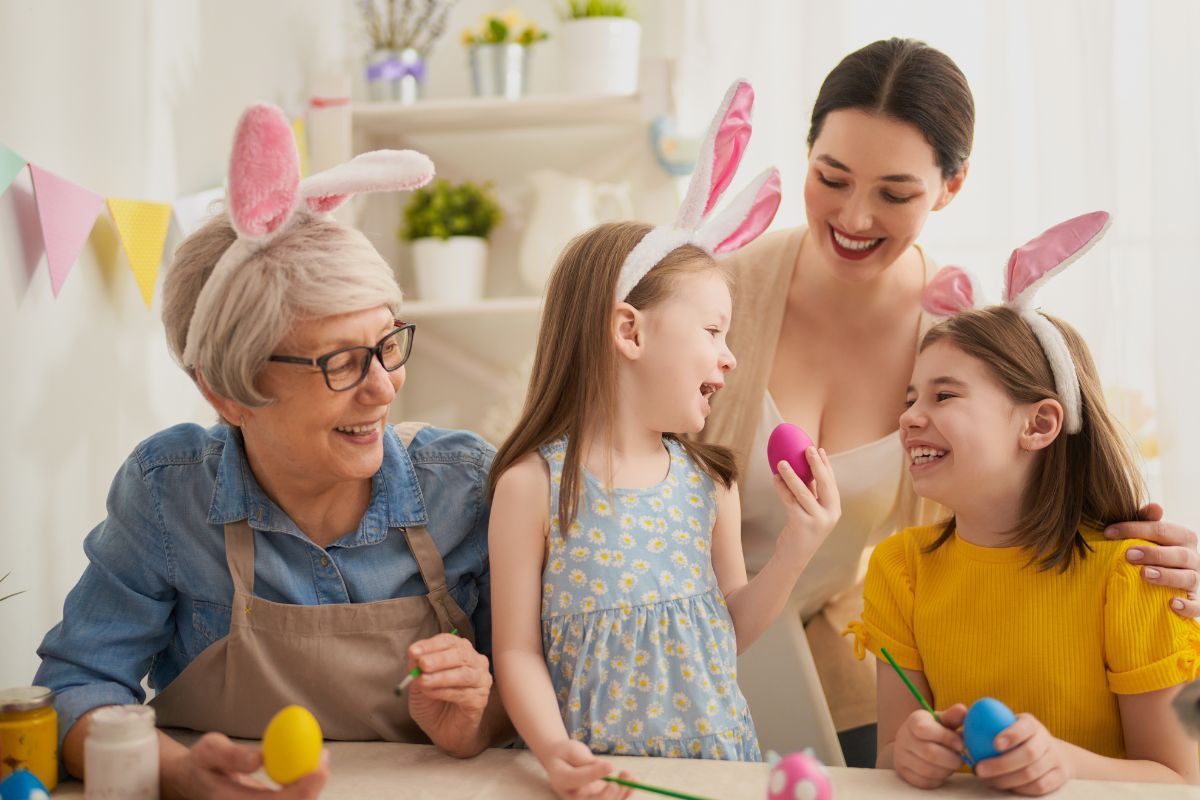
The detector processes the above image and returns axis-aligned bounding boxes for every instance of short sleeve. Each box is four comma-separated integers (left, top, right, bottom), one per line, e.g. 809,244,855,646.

845,531,922,671
1105,540,1200,694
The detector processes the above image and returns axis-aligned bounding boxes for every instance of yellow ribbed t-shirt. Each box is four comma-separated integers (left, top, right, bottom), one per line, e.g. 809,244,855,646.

848,524,1200,758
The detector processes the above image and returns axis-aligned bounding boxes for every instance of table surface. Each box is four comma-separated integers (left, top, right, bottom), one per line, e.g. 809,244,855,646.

48,741,1200,799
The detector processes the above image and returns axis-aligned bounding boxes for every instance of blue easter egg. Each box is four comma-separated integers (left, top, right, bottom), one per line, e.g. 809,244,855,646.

963,697,1017,762
0,770,50,800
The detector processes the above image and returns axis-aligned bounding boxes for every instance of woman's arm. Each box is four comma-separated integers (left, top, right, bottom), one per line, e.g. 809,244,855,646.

489,455,625,799
975,685,1198,794
717,450,840,653
1107,504,1200,617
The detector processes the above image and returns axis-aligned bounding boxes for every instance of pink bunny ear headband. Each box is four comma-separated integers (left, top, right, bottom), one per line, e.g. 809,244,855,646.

614,80,782,303
181,104,435,368
922,210,1112,435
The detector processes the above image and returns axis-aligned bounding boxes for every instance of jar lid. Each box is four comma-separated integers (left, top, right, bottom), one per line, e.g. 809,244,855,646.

0,686,54,713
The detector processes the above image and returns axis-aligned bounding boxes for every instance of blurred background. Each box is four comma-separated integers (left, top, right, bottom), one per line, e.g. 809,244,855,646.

1,0,1197,688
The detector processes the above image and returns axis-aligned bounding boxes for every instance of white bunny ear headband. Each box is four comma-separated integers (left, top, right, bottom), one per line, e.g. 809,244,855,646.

181,104,434,368
615,80,782,303
921,210,1112,435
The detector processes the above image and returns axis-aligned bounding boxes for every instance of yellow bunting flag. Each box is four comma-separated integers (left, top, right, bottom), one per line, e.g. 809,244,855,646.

292,117,309,177
106,198,172,308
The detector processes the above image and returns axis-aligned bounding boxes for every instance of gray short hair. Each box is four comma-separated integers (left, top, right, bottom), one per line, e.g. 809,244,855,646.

162,212,402,408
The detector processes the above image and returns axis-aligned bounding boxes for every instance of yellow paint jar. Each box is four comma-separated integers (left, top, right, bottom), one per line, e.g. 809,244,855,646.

0,686,58,790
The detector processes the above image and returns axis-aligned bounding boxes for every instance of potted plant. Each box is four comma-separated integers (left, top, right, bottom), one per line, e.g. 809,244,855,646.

462,8,549,99
558,1,640,96
401,179,503,304
359,0,458,104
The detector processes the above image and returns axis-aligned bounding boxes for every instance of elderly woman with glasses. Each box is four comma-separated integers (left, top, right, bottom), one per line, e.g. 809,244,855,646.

34,106,508,799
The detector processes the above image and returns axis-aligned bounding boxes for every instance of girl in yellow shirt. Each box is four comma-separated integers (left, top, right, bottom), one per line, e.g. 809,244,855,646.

847,212,1200,794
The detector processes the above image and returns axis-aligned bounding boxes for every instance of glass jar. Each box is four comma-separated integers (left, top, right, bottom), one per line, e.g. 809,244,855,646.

0,686,58,790
84,705,158,800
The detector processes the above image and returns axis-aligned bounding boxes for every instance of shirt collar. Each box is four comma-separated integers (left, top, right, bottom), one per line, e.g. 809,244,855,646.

208,425,428,547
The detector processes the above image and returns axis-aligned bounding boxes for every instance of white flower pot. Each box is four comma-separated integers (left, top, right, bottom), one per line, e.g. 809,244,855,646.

411,236,487,304
560,17,641,96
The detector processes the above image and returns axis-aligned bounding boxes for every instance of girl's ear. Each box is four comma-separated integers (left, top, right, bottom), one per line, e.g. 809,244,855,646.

1020,398,1064,452
612,302,644,360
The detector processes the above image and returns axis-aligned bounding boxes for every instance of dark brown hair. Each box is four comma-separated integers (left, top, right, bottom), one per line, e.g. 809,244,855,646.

808,38,974,180
487,221,737,534
921,307,1144,571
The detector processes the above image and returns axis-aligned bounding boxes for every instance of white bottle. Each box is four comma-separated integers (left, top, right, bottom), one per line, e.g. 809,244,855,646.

84,705,159,800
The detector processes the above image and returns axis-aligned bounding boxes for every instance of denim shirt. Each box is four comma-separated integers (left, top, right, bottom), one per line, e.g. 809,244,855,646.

34,422,493,745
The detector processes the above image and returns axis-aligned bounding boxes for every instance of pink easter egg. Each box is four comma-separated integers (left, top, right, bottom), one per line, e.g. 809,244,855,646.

767,423,816,484
766,751,833,800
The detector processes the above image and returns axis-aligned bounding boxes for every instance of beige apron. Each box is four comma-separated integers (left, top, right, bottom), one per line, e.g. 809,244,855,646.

149,424,474,742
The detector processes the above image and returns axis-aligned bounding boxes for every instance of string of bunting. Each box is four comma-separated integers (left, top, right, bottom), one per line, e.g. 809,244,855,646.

0,117,308,308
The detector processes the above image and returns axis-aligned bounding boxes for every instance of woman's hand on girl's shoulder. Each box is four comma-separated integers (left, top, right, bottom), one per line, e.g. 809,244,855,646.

542,740,632,800
770,447,841,570
1106,503,1200,617
973,713,1074,796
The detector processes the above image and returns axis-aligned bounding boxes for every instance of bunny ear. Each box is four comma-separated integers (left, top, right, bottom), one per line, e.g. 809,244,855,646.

226,104,300,239
675,80,754,230
300,149,435,214
1004,211,1110,308
923,266,979,317
693,168,781,254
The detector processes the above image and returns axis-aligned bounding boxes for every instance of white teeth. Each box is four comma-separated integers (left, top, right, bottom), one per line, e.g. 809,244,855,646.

336,422,378,434
908,446,947,464
700,384,718,397
833,230,881,251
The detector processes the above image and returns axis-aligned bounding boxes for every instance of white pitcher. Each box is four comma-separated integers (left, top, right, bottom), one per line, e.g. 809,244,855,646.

518,169,633,293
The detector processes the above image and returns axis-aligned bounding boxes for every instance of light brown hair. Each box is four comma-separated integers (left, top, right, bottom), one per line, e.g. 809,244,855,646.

487,221,737,533
921,306,1144,571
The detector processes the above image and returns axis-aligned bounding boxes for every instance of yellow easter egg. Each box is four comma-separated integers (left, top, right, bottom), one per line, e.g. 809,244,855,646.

262,705,323,785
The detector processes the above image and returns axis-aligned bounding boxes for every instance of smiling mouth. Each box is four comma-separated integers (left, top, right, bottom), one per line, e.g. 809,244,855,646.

830,225,884,259
335,421,380,437
908,446,947,465
700,383,720,399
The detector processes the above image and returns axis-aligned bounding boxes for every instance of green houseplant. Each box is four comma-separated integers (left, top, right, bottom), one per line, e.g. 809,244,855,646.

558,1,639,95
401,179,502,303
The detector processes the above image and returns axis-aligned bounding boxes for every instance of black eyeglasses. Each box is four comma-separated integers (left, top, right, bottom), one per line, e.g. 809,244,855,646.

268,321,416,392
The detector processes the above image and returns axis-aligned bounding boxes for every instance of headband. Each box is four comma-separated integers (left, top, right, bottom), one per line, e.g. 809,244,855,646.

182,104,435,368
615,80,782,303
922,210,1112,434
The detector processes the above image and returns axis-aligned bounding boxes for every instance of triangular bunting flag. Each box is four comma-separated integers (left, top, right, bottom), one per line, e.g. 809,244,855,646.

292,117,309,177
29,164,105,297
172,186,224,238
107,198,172,308
0,143,26,197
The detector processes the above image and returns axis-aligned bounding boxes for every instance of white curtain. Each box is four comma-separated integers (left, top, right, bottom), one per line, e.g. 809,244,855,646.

672,0,1200,530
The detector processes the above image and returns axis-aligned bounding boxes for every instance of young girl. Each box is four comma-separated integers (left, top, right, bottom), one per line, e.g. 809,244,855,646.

488,82,842,800
848,212,1200,794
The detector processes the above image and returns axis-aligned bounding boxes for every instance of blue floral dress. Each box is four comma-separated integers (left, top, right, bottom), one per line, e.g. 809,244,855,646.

539,437,761,761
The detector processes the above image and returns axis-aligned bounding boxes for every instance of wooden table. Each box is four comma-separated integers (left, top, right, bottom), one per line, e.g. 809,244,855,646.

49,741,1200,798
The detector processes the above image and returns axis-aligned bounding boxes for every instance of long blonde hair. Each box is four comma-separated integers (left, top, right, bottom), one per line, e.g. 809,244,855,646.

488,221,737,533
921,307,1144,571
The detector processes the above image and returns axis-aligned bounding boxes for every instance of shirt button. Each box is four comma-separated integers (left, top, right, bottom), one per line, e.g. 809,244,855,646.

320,556,330,567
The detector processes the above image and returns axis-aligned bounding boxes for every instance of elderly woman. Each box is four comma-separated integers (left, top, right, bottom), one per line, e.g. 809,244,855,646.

34,106,508,799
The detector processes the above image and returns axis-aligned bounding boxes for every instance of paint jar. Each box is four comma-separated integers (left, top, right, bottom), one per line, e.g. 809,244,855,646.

84,705,159,800
0,686,58,790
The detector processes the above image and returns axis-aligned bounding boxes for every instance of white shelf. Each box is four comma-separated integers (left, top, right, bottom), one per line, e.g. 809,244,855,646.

353,93,644,137
400,295,542,319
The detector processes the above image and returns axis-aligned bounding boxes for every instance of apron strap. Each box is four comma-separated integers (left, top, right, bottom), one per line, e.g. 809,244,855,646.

393,421,431,448
223,520,257,596
402,525,474,639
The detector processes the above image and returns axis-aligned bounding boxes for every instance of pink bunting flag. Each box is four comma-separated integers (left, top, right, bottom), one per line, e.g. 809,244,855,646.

0,143,27,197
29,164,105,297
